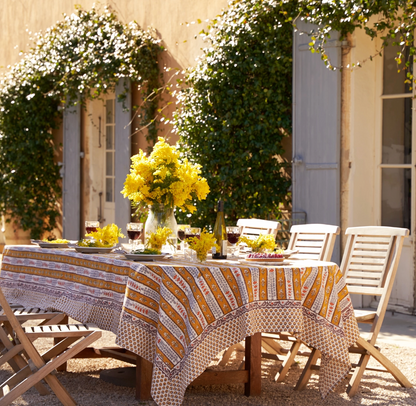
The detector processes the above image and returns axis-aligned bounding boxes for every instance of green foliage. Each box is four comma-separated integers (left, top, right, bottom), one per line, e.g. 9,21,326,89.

174,0,296,228
174,0,415,229
0,6,162,238
296,0,416,75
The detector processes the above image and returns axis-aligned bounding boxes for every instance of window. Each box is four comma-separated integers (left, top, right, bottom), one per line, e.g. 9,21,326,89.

105,99,116,203
380,43,413,229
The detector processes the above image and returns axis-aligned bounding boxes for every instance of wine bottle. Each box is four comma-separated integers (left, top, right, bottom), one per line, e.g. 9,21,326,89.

212,200,227,259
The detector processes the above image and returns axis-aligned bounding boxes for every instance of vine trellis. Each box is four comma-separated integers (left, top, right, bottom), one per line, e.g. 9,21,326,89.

0,6,163,238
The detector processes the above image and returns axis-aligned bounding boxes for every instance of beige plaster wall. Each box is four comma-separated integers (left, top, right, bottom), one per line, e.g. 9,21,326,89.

0,0,96,72
0,0,228,73
348,28,378,228
348,26,415,312
340,34,352,251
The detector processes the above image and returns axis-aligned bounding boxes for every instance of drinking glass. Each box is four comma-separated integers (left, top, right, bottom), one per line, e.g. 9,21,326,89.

185,227,201,240
226,226,242,258
85,221,99,236
184,227,201,261
177,224,190,253
126,223,143,250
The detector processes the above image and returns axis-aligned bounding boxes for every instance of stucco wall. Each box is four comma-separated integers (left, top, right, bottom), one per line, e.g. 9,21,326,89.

349,28,378,228
0,0,228,73
348,26,415,312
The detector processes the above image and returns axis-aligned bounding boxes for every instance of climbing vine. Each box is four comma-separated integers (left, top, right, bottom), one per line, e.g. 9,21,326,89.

174,0,416,228
0,6,162,238
174,0,296,228
295,0,416,79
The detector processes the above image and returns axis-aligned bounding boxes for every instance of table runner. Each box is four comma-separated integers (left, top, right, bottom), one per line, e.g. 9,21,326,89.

0,246,359,406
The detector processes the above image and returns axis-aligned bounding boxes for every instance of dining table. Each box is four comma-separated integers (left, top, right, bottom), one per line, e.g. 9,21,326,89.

0,245,360,406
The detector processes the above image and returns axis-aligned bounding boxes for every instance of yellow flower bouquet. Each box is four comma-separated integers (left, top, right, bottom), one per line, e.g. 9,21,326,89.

238,234,276,253
146,227,173,253
121,137,210,213
187,230,219,263
79,223,125,247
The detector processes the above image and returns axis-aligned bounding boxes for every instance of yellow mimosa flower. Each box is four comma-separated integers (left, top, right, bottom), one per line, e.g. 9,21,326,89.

121,137,210,212
238,234,276,253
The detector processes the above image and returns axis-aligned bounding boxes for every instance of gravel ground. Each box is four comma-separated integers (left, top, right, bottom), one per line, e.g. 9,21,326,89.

1,326,416,406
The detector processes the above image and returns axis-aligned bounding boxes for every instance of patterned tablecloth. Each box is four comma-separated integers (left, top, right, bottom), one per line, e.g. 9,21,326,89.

0,246,359,406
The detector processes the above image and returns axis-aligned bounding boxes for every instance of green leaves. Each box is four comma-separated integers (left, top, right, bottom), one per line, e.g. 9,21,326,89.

0,6,162,238
174,0,293,229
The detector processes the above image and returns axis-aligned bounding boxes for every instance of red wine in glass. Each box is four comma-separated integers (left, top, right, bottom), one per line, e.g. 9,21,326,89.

226,226,241,257
178,230,186,241
227,232,240,244
86,227,98,234
127,230,141,240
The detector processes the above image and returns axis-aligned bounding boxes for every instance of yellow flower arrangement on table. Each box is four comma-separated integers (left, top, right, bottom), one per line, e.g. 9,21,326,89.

121,137,210,213
146,227,173,253
238,234,276,253
78,224,125,247
187,230,219,263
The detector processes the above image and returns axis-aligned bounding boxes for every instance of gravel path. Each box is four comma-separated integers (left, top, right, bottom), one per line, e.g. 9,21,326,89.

1,327,416,406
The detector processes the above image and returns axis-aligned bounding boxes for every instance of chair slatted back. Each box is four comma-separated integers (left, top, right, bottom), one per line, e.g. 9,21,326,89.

340,226,409,341
287,224,340,261
293,226,412,395
237,218,280,239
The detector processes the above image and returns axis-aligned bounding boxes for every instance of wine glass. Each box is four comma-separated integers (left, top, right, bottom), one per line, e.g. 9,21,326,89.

85,221,99,236
184,227,201,261
177,224,190,253
126,223,143,251
185,227,201,240
226,226,241,258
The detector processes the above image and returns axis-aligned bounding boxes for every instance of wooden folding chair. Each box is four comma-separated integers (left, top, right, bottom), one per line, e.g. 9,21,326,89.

294,226,412,396
0,303,68,373
286,223,340,261
261,223,341,380
237,218,280,239
0,286,102,405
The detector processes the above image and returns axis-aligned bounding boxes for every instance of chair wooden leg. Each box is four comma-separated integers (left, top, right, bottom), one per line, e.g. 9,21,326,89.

0,330,100,406
0,324,50,395
347,337,412,397
294,348,321,391
218,343,245,366
261,337,286,355
347,352,370,397
55,315,69,372
275,340,302,382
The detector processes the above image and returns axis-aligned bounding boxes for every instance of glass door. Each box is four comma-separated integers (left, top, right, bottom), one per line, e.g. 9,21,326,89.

104,98,116,225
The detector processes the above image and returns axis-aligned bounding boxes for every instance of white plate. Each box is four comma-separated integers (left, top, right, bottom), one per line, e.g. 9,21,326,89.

282,249,299,258
31,240,71,249
123,253,170,262
245,257,285,263
239,259,291,266
70,245,115,254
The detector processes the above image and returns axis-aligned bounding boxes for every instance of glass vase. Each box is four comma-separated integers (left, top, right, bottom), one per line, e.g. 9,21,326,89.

145,203,177,253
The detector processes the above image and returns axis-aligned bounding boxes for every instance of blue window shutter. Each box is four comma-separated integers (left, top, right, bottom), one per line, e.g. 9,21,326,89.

63,102,81,240
292,22,342,262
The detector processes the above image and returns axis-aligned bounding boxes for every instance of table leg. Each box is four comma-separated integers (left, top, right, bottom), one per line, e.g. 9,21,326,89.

136,355,153,401
244,332,261,397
